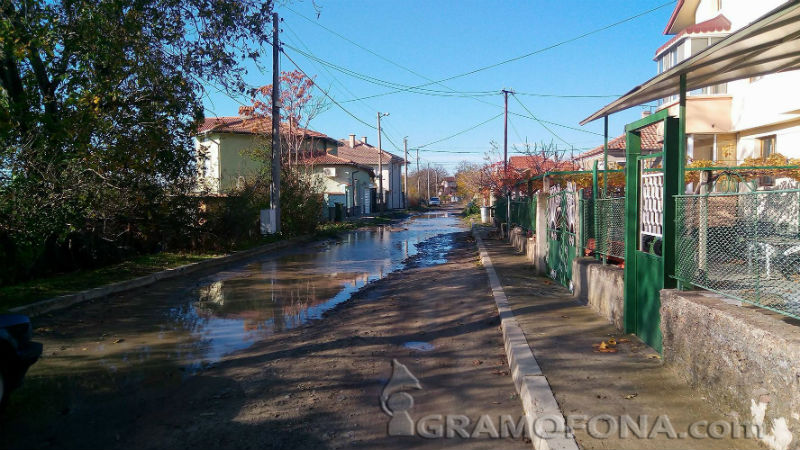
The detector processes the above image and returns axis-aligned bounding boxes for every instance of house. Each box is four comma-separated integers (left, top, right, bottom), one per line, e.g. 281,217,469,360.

439,176,457,202
507,155,577,175
336,134,405,210
301,153,375,216
573,122,663,170
654,0,800,168
194,116,374,214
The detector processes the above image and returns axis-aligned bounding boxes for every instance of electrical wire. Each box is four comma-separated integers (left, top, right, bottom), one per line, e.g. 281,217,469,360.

283,1,674,102
417,113,504,148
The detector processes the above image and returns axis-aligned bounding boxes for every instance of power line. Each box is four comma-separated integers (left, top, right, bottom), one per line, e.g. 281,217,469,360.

284,0,674,102
417,113,504,148
511,93,570,146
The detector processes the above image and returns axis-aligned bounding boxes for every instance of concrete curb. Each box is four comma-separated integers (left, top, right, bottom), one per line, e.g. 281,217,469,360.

472,226,578,450
11,236,311,318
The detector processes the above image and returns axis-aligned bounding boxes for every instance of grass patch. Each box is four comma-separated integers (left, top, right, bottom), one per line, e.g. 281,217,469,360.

0,252,222,312
0,215,407,312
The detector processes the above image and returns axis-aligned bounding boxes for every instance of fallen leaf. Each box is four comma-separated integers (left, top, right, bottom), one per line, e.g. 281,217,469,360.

624,393,638,400
607,338,617,346
647,354,661,359
473,360,483,366
112,338,124,344
618,338,631,343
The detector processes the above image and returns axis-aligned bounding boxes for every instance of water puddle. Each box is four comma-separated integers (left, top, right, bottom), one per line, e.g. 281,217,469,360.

35,211,463,376
403,341,435,352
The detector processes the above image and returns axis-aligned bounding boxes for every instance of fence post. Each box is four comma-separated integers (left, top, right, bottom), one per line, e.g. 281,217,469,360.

535,190,548,275
592,161,601,261
699,169,711,280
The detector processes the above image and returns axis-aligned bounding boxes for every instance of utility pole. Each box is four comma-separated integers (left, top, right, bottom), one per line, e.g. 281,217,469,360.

426,163,431,202
403,137,408,209
270,12,281,234
434,169,439,197
502,89,512,235
377,112,389,213
416,148,420,204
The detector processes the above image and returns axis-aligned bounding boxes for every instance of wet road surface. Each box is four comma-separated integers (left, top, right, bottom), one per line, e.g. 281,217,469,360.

0,210,476,448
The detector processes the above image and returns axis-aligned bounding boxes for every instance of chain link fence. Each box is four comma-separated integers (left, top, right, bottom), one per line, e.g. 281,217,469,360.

675,189,800,319
595,197,626,260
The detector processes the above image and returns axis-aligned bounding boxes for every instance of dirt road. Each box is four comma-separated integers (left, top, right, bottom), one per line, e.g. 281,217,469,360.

1,229,528,449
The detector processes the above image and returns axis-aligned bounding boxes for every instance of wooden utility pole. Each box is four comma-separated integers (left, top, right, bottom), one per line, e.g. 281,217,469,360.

403,137,408,209
270,12,281,233
377,112,389,213
426,163,431,201
416,148,420,203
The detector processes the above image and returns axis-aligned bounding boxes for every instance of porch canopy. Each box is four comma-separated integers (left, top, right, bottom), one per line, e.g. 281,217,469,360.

581,0,800,125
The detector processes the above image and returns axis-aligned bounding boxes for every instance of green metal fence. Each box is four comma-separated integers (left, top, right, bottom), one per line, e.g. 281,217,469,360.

579,196,594,253
675,189,800,319
595,197,626,260
495,197,507,222
510,198,536,232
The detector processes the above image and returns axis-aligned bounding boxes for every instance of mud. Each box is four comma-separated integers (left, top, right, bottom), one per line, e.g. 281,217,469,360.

1,213,526,449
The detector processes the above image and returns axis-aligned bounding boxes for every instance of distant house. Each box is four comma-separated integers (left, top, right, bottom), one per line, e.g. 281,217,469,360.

507,155,578,176
439,176,457,201
336,134,406,210
301,153,375,216
573,122,663,170
194,116,374,215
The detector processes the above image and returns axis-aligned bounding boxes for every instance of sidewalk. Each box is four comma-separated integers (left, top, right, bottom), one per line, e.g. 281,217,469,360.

478,231,762,450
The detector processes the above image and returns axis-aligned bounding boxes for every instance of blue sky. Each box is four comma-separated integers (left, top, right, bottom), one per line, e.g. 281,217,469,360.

202,0,677,172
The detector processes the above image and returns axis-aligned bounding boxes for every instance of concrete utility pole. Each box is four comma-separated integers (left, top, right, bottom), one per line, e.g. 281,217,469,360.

403,137,408,209
426,163,431,201
377,112,389,213
270,12,281,233
502,89,513,233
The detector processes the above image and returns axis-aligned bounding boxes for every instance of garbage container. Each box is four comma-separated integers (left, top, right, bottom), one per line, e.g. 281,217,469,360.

480,206,491,224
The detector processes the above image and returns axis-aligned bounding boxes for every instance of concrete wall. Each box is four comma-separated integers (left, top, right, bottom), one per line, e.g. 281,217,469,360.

572,258,625,331
661,289,800,450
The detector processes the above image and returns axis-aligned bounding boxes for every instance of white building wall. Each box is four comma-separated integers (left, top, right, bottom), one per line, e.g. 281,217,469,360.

194,135,221,193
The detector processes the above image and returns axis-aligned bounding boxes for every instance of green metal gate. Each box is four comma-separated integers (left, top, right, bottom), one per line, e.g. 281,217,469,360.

546,186,577,290
623,110,680,353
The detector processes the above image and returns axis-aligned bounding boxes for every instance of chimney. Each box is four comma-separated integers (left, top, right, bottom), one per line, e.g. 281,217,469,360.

349,134,356,147
641,109,651,119
362,136,368,145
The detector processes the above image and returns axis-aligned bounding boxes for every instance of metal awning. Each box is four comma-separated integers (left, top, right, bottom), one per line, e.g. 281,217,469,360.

581,0,800,125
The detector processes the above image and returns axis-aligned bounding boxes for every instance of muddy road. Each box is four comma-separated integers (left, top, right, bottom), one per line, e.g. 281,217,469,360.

0,211,526,449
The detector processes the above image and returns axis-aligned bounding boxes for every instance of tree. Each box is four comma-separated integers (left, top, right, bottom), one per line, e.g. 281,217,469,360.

0,0,275,283
241,69,328,164
454,161,482,202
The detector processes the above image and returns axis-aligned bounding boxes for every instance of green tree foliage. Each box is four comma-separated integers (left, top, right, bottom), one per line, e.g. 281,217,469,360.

0,0,274,284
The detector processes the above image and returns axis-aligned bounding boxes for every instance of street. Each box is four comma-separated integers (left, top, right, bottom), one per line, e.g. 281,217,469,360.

0,210,527,449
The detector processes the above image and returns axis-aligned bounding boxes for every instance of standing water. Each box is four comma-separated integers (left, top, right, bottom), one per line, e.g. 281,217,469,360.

28,211,463,377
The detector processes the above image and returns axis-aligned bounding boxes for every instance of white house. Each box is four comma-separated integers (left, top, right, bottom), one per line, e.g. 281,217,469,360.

654,0,800,167
337,134,405,210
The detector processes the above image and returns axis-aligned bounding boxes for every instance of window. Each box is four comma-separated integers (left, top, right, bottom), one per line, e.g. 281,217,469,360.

758,135,777,186
758,135,776,160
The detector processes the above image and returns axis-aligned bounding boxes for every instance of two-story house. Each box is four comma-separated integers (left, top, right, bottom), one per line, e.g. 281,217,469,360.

194,116,374,213
656,0,800,167
337,134,405,210
578,0,800,176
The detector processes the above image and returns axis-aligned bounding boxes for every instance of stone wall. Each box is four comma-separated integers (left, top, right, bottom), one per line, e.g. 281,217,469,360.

661,289,800,450
571,257,624,331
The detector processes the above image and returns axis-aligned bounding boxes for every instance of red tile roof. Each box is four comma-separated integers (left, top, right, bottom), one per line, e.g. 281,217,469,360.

655,14,731,57
301,153,375,175
576,123,662,160
336,141,405,165
508,155,577,172
196,116,334,141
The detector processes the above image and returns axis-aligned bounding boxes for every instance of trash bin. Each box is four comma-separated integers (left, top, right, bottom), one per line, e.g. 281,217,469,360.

480,206,491,224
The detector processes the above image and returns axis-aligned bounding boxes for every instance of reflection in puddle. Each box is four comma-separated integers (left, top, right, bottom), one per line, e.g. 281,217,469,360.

165,211,461,370
403,341,435,352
